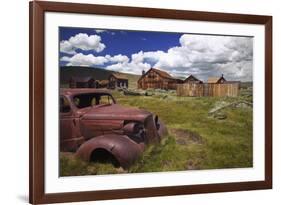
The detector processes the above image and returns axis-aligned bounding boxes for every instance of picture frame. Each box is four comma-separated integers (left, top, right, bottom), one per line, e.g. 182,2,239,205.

29,1,272,204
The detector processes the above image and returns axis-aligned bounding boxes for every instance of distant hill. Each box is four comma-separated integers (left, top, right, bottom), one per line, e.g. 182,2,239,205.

60,66,141,89
240,81,253,89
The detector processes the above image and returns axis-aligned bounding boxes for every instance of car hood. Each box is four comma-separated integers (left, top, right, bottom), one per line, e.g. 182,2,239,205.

78,104,152,122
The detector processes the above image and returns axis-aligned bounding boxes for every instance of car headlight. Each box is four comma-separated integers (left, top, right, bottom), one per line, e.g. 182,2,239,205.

123,122,144,136
154,115,160,130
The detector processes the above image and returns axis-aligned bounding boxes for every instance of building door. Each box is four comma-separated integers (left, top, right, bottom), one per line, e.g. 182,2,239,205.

59,96,78,151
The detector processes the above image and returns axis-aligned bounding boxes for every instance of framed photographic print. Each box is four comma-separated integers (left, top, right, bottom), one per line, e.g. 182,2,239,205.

29,1,272,204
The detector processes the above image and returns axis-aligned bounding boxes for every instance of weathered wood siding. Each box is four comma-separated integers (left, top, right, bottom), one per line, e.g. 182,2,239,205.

207,83,239,97
176,83,204,97
138,70,177,90
177,83,239,97
108,75,128,89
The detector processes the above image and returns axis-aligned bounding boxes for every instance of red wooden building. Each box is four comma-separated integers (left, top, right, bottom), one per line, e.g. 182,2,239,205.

138,68,182,90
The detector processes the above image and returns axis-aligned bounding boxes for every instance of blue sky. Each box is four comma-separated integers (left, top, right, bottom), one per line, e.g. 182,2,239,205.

59,27,253,81
60,27,181,59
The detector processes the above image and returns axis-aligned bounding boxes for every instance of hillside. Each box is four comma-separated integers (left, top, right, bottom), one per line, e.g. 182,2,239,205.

60,66,140,89
240,81,253,89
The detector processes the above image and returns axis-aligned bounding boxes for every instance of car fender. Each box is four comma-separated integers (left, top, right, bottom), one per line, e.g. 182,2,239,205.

158,119,168,137
75,134,144,168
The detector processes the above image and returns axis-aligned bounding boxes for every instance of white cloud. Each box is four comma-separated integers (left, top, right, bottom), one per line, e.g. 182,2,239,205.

60,41,76,55
60,53,108,66
105,54,129,63
60,33,106,54
104,51,156,74
105,61,151,74
61,53,129,67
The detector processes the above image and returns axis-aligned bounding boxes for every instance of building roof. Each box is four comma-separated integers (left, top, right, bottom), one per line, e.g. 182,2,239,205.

207,77,220,83
151,68,174,79
138,68,176,82
207,76,226,83
110,73,128,80
70,76,95,82
184,75,203,83
137,67,185,84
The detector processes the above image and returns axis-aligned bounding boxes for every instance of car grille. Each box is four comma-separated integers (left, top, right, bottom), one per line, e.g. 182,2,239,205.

143,115,160,144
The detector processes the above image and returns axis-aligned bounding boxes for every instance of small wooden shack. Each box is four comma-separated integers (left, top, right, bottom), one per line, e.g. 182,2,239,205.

207,74,226,84
183,75,203,84
138,68,182,90
177,83,204,97
108,73,128,89
176,75,204,96
177,74,240,97
203,82,240,97
69,76,96,88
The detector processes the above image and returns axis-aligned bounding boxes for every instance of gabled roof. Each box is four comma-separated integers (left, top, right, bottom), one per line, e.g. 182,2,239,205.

110,73,128,80
70,76,95,82
151,68,174,79
207,77,220,83
138,68,176,83
184,75,203,83
207,76,226,83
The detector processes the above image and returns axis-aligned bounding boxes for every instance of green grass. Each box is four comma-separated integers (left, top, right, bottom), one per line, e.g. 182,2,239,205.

60,89,253,176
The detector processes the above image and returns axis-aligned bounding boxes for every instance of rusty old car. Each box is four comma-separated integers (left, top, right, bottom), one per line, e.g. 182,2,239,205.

60,88,167,168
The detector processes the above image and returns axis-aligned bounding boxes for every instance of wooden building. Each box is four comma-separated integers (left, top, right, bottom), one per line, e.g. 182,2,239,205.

69,76,96,88
177,83,204,97
138,68,182,90
203,82,240,97
183,75,203,84
108,73,128,89
177,74,240,97
207,74,226,84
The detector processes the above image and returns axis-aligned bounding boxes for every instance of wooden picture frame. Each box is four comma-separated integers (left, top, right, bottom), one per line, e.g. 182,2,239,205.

29,1,272,204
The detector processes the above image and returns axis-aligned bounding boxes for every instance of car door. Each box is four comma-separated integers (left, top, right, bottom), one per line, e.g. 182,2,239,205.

59,96,78,151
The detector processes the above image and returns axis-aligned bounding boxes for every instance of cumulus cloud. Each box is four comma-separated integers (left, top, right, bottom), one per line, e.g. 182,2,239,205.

102,51,159,74
105,61,151,74
60,41,76,55
60,33,106,54
105,54,129,63
60,53,129,67
60,53,108,66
